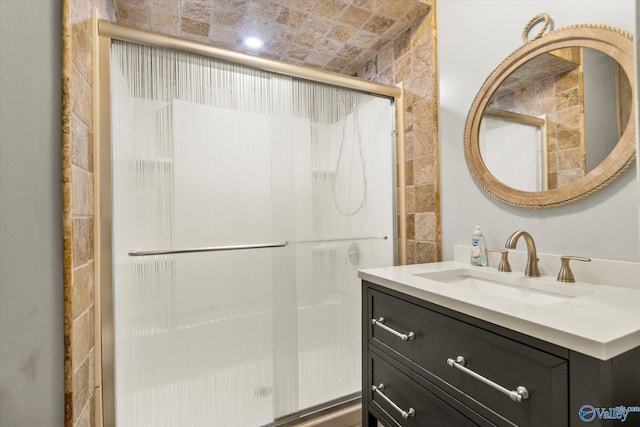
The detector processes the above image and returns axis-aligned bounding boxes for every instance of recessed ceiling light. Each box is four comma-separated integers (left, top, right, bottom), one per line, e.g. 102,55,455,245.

244,36,264,50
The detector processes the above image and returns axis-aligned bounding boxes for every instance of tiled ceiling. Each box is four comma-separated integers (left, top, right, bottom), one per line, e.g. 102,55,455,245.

114,0,431,74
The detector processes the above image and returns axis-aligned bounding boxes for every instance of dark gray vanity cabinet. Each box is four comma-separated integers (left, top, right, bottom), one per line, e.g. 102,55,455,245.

362,281,640,427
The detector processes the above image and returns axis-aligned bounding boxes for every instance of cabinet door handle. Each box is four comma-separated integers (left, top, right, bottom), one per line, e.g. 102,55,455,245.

371,383,415,419
371,317,415,341
446,356,530,402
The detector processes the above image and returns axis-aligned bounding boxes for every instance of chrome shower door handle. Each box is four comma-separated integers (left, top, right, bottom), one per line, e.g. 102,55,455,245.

447,356,530,402
371,383,415,419
371,317,415,341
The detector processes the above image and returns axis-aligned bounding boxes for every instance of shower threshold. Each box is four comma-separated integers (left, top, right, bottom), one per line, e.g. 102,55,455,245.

270,393,360,427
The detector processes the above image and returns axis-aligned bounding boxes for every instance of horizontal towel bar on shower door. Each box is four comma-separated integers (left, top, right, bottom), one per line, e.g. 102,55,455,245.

292,235,387,244
128,242,287,256
128,235,388,257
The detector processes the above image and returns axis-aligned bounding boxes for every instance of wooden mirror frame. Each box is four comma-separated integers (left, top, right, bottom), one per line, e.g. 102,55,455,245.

464,24,636,208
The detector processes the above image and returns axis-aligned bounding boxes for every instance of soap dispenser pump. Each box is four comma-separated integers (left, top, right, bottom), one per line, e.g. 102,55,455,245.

470,226,488,266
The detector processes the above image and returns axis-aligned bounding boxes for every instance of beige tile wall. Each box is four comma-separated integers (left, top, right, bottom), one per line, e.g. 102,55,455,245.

61,2,439,426
110,0,429,75
354,3,440,264
62,2,115,426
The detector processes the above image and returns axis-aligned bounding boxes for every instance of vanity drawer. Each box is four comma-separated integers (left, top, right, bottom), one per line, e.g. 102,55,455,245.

367,288,568,427
367,349,484,426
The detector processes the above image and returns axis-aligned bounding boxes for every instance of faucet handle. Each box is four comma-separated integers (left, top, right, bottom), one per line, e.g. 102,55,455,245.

557,256,591,283
488,249,512,272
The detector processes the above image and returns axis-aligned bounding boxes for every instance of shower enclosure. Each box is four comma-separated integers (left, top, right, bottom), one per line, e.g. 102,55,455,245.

97,22,401,427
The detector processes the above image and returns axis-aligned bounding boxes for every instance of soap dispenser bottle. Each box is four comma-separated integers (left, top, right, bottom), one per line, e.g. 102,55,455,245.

470,226,488,266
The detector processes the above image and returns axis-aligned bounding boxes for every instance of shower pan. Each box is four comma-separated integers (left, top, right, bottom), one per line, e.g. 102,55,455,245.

96,21,403,427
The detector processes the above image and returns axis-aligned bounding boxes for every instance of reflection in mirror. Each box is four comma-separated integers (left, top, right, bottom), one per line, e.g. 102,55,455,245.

479,47,632,192
480,110,546,191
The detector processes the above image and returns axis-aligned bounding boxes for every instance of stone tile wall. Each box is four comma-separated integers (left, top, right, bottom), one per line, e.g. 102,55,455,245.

110,0,430,75
62,1,115,426
353,3,440,264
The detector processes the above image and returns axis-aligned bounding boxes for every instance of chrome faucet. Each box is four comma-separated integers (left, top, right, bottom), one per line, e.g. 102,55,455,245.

505,231,540,277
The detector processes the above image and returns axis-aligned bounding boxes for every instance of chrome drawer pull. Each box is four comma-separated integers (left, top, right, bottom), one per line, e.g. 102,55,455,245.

371,317,415,341
446,356,530,403
372,383,415,419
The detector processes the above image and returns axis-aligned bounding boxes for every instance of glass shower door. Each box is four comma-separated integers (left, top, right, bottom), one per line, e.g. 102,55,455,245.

109,40,395,427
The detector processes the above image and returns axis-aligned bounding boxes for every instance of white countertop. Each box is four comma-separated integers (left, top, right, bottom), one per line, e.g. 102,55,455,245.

359,259,640,361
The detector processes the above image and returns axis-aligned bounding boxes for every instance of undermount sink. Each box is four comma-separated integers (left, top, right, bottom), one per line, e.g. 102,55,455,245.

414,268,594,306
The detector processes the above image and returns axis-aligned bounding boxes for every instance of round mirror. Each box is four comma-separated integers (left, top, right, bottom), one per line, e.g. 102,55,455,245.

464,24,635,208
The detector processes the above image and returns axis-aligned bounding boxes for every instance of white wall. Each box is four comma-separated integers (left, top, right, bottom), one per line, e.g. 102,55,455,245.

438,0,639,262
583,49,619,171
0,1,64,426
